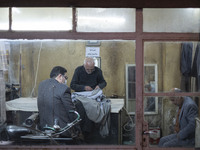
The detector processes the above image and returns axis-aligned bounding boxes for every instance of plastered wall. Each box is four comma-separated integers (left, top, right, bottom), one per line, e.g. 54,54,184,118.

8,40,135,98
6,40,198,137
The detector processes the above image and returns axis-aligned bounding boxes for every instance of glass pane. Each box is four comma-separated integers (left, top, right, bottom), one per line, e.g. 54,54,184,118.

144,64,157,114
126,65,136,113
12,8,72,31
144,96,199,148
0,39,135,146
128,83,136,99
126,64,158,114
0,42,9,71
144,42,200,148
77,8,135,32
143,8,200,33
0,8,9,30
144,41,200,93
144,96,162,147
144,96,156,112
128,66,136,82
122,114,135,145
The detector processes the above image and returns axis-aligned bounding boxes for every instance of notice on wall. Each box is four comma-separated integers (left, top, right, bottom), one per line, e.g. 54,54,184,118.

85,47,100,57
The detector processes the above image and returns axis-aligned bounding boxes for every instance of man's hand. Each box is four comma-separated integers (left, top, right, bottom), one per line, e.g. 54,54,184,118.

84,86,93,91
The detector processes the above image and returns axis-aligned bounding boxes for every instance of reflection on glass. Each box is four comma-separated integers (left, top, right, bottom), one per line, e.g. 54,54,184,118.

0,8,9,30
143,8,200,33
77,8,135,32
12,8,72,31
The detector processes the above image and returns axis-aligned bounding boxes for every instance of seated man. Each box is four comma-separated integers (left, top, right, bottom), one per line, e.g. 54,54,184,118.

37,66,79,138
158,88,198,147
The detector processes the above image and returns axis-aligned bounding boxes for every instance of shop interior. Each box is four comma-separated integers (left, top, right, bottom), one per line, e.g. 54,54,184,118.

0,7,200,150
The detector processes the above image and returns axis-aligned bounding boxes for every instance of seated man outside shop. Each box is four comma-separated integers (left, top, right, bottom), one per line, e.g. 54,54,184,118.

37,66,80,138
70,57,107,140
158,88,198,147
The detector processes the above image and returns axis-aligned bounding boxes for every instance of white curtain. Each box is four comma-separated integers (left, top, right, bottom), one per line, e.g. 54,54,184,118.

0,42,9,71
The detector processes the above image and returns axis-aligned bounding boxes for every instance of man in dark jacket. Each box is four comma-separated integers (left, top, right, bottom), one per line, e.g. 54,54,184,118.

70,57,107,140
37,66,77,137
70,57,107,92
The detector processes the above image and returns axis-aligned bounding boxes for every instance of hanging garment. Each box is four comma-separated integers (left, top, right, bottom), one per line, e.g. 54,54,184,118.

191,43,200,91
180,43,193,92
191,43,197,92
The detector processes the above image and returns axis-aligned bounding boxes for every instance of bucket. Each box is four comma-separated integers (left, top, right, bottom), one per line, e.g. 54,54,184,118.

149,127,160,145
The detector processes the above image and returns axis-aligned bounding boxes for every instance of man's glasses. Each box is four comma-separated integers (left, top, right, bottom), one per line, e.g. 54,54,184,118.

62,75,68,80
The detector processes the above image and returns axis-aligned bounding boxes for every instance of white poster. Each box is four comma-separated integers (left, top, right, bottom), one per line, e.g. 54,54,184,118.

85,47,100,57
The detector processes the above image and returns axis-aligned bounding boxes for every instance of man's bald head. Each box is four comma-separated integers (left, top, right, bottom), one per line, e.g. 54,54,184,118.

170,88,182,93
169,88,183,107
84,57,95,74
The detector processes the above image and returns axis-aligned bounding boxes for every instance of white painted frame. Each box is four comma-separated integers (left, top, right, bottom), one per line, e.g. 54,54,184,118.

126,64,158,115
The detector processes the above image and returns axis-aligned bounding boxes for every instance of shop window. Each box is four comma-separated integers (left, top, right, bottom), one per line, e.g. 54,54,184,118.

143,8,200,33
0,8,9,30
77,8,135,32
12,8,72,31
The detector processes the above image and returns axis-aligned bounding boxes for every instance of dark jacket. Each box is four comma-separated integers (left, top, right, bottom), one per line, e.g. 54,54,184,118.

191,43,200,91
180,43,193,77
70,65,107,92
37,78,76,137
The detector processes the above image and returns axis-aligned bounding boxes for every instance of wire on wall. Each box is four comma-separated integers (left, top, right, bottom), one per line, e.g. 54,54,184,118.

30,42,42,97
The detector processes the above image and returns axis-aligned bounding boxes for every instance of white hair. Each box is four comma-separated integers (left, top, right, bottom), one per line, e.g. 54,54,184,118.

84,57,95,65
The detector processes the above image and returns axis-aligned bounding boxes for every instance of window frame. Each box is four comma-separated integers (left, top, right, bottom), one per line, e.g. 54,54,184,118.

126,64,158,115
0,7,199,150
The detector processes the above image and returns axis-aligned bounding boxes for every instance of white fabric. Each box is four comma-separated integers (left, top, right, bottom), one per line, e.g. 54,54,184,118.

6,97,38,112
71,89,103,102
6,97,124,113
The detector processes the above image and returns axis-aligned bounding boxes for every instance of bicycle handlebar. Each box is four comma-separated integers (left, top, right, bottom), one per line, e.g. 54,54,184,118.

43,110,81,136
